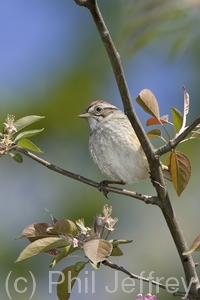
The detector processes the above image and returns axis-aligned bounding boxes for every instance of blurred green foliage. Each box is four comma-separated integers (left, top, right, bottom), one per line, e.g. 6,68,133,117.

120,0,200,57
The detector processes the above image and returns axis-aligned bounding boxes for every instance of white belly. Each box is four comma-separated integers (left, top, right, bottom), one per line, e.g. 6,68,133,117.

89,123,149,184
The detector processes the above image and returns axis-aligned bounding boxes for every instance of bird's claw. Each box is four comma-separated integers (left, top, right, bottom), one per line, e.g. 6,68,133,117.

98,180,110,198
98,180,125,198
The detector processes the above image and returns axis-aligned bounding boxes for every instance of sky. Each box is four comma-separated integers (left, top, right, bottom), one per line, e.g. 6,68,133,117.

0,1,80,98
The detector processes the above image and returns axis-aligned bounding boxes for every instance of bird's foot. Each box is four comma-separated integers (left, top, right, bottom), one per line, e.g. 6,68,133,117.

98,180,125,198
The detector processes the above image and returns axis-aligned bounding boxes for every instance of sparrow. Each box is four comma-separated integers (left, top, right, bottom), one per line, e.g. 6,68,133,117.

79,100,171,184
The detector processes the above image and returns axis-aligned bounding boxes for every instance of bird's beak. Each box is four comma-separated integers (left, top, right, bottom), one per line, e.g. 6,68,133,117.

78,112,90,119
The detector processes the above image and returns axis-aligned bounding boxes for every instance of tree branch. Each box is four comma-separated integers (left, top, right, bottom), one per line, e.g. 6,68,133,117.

103,260,186,298
156,117,200,156
14,146,157,204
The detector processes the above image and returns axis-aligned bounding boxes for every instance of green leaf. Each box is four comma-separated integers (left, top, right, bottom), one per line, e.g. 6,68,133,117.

166,150,191,196
57,265,81,300
111,246,123,256
15,128,44,142
120,1,196,58
109,239,132,256
14,115,45,132
147,129,162,139
74,261,87,272
47,219,78,236
110,239,133,246
89,261,101,269
171,107,183,133
50,245,78,268
135,89,160,119
10,152,23,163
16,237,69,263
17,139,43,153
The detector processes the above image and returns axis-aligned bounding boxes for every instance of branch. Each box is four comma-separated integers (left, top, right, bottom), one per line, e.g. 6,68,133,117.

103,260,186,298
14,146,157,204
156,117,200,156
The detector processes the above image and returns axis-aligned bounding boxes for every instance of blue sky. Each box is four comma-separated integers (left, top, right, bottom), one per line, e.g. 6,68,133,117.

0,1,81,97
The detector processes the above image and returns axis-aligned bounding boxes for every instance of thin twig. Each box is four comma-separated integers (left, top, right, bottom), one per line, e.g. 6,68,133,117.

103,260,186,298
14,146,158,204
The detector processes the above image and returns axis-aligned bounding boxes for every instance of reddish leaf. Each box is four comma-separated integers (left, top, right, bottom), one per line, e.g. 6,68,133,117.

146,117,169,126
83,239,113,264
166,151,191,196
16,223,55,242
135,89,160,119
183,235,200,255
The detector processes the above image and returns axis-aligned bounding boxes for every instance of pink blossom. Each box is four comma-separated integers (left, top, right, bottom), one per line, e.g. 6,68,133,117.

136,293,157,300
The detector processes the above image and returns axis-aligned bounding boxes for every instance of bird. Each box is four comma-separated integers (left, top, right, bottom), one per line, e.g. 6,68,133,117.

79,100,171,185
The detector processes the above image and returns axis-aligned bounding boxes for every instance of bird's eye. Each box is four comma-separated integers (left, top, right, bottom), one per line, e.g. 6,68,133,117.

95,106,103,114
